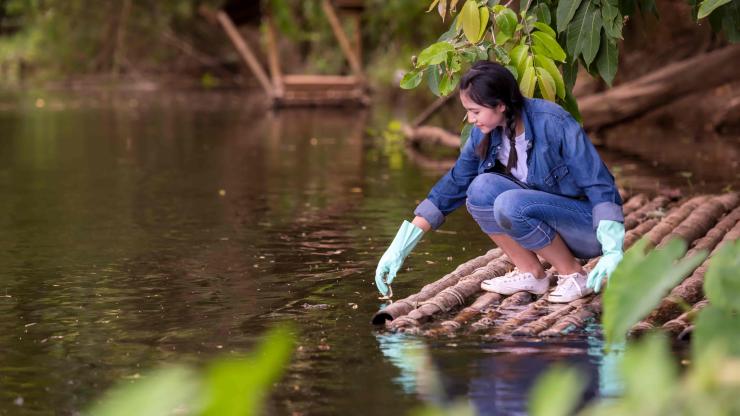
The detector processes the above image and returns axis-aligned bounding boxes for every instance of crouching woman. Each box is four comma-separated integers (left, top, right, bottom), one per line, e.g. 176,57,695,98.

374,61,624,302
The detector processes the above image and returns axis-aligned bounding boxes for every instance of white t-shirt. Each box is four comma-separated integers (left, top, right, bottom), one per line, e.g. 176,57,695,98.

496,131,528,183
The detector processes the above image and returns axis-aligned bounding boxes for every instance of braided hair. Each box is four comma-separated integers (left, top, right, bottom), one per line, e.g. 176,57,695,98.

459,61,525,173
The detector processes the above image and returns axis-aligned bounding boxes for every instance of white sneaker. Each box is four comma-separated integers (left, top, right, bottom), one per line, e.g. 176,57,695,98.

481,269,551,295
547,271,593,303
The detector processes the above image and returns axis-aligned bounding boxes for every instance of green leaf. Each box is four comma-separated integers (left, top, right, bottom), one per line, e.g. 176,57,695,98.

532,2,552,25
529,365,586,416
439,71,461,96
602,238,708,346
535,66,557,101
519,64,536,97
565,0,602,66
602,0,623,39
493,45,511,64
596,30,618,86
693,305,740,360
425,64,442,97
562,56,578,91
534,54,565,98
533,22,557,38
417,42,455,66
505,64,519,80
87,366,201,416
494,7,518,44
556,0,583,32
532,31,567,61
621,334,678,409
510,43,529,79
400,70,423,89
561,88,582,122
703,239,740,312
698,0,732,19
202,326,294,416
478,5,490,42
439,17,462,41
461,0,482,43
460,122,473,150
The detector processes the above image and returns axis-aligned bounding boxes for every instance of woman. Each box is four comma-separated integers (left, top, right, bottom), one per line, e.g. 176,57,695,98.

374,61,625,303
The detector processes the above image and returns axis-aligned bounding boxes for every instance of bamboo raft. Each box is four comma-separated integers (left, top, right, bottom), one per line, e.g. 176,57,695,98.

371,192,739,340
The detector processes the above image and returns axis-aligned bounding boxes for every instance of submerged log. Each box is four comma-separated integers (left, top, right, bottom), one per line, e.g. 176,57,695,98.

540,297,603,337
371,248,503,325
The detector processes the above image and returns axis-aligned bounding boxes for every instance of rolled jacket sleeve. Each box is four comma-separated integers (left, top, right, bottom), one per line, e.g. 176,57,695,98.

413,129,481,230
554,117,624,229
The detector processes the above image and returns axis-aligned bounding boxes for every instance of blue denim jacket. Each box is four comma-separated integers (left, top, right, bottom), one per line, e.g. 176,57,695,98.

414,98,623,230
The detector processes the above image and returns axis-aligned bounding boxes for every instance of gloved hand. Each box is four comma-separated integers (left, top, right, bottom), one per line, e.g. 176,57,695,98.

374,220,424,296
587,220,625,293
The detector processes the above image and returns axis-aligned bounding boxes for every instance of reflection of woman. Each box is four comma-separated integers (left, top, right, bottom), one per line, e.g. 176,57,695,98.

375,61,624,302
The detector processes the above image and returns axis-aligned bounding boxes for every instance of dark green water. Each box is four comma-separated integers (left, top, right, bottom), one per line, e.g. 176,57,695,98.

0,90,715,415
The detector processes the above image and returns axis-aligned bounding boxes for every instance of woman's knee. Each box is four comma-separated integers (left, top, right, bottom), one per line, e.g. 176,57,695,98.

466,173,518,208
492,189,528,230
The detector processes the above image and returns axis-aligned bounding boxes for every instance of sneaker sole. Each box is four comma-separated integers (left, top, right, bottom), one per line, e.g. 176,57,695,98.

481,282,548,296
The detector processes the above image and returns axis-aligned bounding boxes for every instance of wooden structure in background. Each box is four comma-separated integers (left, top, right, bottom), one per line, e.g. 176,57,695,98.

202,0,368,107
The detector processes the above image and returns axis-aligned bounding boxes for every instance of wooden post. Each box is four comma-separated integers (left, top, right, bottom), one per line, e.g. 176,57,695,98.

215,10,274,97
264,14,284,98
350,11,362,66
321,0,364,80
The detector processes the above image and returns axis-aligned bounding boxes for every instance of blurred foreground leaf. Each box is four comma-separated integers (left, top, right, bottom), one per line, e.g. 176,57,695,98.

602,238,707,345
202,326,294,416
88,366,201,416
529,365,586,416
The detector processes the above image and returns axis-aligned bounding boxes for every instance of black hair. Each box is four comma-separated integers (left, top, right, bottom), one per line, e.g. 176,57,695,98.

459,61,525,169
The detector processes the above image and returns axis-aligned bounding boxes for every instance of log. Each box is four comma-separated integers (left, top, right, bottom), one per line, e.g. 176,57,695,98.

645,196,708,246
623,195,671,230
321,0,364,80
580,45,740,130
469,291,534,332
622,193,649,216
424,292,502,337
402,125,461,149
512,297,591,337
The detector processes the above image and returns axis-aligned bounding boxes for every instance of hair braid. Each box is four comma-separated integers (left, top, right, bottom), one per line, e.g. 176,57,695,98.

504,110,518,174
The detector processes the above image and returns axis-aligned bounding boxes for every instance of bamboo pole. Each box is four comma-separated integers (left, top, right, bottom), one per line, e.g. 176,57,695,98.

629,211,740,336
645,195,709,245
264,14,284,98
623,195,671,230
424,292,503,336
656,193,738,249
661,299,709,337
216,11,274,97
371,248,503,324
321,0,364,80
513,297,591,336
622,193,649,216
469,292,534,332
388,256,514,331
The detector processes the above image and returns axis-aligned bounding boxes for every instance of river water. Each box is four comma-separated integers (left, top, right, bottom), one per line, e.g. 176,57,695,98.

0,90,732,415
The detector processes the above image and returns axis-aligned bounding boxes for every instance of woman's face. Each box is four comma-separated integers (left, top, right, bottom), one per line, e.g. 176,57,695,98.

460,91,506,134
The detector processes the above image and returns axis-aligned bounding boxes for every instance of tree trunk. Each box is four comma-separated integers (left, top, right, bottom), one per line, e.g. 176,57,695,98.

580,45,740,130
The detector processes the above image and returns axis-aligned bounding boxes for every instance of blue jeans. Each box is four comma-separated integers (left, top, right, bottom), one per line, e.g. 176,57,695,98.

465,173,601,259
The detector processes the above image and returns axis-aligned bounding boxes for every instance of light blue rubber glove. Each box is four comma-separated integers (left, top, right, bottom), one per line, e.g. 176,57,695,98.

587,220,625,293
374,220,424,296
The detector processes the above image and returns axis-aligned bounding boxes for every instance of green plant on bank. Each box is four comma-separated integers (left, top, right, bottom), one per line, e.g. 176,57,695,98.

400,0,739,127
87,325,294,416
528,238,740,416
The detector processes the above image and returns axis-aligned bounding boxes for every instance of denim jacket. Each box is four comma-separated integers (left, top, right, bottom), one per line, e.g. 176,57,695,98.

414,98,623,230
